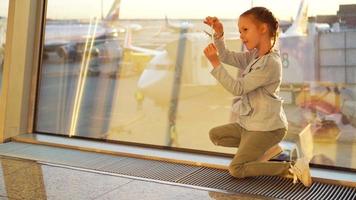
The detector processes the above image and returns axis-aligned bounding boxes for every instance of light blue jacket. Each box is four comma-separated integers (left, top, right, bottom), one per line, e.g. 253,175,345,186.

211,37,288,131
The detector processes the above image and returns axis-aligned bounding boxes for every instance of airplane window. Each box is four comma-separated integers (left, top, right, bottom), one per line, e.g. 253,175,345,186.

36,0,356,171
0,0,9,93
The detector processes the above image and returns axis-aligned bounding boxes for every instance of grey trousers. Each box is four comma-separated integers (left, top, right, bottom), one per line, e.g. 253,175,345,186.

209,123,290,178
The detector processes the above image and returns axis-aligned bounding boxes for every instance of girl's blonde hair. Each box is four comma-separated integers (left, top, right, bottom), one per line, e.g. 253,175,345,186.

241,7,279,49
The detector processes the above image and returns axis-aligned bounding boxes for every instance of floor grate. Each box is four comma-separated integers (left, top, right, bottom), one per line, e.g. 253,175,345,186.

0,142,355,200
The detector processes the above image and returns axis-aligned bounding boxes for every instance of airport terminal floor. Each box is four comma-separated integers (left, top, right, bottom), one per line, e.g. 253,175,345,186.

0,156,268,200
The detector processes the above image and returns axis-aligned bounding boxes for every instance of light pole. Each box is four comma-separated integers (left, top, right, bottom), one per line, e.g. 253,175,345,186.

101,0,104,20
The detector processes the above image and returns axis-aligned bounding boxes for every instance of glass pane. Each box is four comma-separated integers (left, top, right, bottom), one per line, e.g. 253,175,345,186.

0,0,9,91
37,0,356,170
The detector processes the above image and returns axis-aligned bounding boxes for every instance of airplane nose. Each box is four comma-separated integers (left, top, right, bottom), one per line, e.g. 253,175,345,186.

137,68,173,105
137,68,172,91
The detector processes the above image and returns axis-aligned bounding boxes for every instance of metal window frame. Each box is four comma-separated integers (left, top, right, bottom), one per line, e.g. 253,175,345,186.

0,0,45,141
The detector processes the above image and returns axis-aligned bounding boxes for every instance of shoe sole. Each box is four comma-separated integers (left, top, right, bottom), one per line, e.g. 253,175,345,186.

294,157,313,187
258,145,283,162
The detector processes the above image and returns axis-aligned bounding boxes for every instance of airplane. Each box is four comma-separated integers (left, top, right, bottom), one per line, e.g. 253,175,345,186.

42,0,142,63
135,32,238,105
123,27,163,56
43,22,121,62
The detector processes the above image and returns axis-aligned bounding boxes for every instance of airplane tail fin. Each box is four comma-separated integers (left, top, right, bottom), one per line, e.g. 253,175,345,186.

165,15,170,28
153,15,170,36
104,0,121,23
284,0,309,36
163,15,192,31
164,15,175,30
123,27,132,49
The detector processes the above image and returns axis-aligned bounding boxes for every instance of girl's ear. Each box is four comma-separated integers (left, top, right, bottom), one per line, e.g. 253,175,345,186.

260,23,268,34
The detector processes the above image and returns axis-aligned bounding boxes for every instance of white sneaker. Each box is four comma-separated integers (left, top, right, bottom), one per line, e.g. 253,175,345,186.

258,144,283,162
289,157,313,187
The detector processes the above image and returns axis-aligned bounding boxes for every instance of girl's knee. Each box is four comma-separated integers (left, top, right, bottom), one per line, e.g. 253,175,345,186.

228,163,245,178
209,127,219,143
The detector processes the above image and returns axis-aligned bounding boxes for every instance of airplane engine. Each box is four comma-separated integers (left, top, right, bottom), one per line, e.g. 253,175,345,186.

57,43,78,61
88,48,100,58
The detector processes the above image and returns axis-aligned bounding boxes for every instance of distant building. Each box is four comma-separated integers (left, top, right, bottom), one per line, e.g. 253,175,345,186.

309,15,338,25
307,4,356,31
337,4,356,29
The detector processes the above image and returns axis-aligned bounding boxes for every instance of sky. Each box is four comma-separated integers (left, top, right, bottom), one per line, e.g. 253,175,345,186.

119,0,356,19
1,0,356,20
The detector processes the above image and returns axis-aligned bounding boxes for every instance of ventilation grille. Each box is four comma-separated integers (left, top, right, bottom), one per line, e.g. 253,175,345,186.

0,142,355,200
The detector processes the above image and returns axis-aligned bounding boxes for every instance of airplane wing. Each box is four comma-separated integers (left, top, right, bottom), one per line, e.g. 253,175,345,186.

123,27,163,56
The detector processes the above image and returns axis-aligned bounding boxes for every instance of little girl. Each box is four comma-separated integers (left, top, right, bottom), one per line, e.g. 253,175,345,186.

203,7,312,187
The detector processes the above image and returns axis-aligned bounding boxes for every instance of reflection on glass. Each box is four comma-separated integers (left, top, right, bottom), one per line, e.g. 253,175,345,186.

37,0,121,138
0,0,9,92
37,0,356,170
0,158,47,199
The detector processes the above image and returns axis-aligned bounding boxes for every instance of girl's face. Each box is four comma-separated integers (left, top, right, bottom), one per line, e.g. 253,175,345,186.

238,15,264,50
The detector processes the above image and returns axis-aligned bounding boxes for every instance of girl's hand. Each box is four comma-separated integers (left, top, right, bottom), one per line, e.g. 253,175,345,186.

204,43,221,68
204,16,224,38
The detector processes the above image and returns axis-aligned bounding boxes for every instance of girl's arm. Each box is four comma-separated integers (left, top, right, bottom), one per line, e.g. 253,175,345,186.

204,16,253,70
214,37,255,70
211,55,281,96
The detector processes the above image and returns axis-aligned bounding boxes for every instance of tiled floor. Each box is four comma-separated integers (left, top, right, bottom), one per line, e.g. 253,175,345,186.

0,157,271,200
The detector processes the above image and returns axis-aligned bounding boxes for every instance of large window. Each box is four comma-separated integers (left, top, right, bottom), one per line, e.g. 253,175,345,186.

0,0,9,91
36,0,356,170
